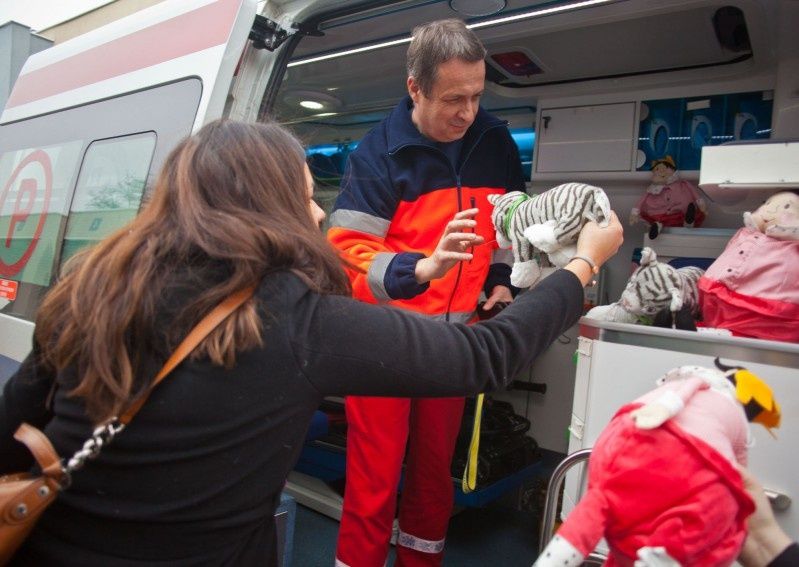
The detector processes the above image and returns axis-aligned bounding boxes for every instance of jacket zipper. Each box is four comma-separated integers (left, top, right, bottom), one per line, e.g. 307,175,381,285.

444,123,505,322
445,171,463,323
391,122,506,322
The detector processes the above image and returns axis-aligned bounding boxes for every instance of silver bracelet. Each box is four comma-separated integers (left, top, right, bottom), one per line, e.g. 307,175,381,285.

569,255,599,274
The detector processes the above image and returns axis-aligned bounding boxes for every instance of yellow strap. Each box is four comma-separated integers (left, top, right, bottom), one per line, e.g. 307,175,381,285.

461,393,484,493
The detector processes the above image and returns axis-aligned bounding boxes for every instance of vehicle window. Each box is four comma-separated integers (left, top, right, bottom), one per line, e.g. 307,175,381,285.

0,78,200,323
60,133,156,268
0,141,83,299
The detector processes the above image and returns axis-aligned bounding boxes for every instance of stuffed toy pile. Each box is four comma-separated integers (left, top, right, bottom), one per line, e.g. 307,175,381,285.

630,156,707,239
585,247,704,327
698,191,799,342
534,359,781,567
488,182,611,288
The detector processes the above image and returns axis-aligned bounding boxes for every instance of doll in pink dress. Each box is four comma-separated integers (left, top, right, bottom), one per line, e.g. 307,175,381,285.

630,156,707,239
699,191,799,342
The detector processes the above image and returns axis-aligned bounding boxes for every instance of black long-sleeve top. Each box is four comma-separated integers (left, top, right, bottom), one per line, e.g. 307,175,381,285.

0,269,583,566
770,543,799,567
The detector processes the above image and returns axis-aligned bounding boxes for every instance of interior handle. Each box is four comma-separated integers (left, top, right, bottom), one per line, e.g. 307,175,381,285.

764,488,791,511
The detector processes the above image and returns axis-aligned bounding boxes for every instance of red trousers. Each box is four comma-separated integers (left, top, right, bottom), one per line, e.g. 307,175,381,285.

335,395,465,567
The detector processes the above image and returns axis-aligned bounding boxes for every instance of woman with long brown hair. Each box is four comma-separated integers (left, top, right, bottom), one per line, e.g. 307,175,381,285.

1,119,622,566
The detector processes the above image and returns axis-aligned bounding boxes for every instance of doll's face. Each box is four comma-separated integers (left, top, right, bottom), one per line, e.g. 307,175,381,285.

752,192,799,230
651,163,675,184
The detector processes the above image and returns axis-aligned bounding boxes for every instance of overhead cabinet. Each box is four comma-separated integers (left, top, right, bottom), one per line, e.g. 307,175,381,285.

535,102,636,173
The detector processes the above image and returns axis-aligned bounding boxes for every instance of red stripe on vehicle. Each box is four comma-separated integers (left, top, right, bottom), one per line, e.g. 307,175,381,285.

5,0,240,109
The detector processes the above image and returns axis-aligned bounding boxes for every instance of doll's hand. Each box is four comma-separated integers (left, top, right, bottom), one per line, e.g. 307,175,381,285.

765,223,799,241
634,546,680,567
630,403,672,429
629,208,640,225
743,211,760,232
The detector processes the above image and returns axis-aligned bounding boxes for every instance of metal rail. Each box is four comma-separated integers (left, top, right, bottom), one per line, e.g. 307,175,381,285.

538,448,607,565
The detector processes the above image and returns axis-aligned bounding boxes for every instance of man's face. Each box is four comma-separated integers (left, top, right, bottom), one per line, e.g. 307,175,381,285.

408,58,485,143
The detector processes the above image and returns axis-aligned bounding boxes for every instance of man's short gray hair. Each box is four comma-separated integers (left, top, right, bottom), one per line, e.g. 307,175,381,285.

407,19,487,97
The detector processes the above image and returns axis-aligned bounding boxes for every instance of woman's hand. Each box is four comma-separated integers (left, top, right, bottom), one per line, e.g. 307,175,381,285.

737,466,793,567
577,211,624,267
565,212,624,286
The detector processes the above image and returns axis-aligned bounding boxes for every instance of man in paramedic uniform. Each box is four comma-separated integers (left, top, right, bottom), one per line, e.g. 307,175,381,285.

328,18,526,567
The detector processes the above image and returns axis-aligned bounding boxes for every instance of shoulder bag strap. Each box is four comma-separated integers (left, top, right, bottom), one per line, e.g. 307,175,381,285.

13,423,62,479
119,285,256,424
13,286,256,486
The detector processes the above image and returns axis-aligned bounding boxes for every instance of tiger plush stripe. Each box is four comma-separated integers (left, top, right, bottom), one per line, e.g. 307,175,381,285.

488,182,611,287
586,247,704,325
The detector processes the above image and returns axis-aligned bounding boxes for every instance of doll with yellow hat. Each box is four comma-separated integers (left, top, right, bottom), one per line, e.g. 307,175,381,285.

534,358,780,567
630,155,707,239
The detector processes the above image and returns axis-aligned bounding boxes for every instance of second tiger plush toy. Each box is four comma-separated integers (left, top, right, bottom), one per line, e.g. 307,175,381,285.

585,247,704,326
488,183,611,287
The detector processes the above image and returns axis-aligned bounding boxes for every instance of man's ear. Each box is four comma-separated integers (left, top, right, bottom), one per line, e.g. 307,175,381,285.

407,76,421,104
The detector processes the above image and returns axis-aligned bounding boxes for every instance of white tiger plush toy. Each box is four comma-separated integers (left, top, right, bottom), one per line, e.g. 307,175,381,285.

586,247,704,325
487,183,611,287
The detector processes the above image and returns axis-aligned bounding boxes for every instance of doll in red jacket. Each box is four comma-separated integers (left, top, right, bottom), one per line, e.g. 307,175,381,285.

534,359,780,567
630,156,707,239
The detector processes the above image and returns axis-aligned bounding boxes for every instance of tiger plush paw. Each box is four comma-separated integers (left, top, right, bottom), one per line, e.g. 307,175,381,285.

546,245,576,269
510,259,541,288
585,303,638,324
523,221,558,253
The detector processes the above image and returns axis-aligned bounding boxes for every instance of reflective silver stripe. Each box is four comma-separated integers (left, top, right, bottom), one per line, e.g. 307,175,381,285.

329,209,390,237
434,311,473,324
397,529,445,554
335,558,387,567
403,310,474,324
492,247,513,267
367,252,396,303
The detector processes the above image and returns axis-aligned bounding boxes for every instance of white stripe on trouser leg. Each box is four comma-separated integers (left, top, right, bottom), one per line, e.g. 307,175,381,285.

396,529,445,554
334,558,388,567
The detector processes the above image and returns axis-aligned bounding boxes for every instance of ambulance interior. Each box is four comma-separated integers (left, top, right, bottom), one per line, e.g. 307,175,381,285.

1,0,797,562
261,0,796,323
251,0,799,541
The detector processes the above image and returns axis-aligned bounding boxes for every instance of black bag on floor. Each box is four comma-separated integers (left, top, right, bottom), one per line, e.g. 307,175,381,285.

451,397,541,486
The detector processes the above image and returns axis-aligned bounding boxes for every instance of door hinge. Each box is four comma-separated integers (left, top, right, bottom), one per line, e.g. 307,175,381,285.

249,15,324,51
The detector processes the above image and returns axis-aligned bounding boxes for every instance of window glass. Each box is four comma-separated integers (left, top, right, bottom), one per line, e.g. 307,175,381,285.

0,141,83,288
60,133,156,268
0,78,198,325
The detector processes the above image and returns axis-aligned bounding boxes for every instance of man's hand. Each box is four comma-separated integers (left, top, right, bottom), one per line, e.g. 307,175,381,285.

482,285,513,311
415,208,484,283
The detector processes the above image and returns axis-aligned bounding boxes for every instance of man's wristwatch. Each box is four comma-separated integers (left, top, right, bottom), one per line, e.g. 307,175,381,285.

569,255,599,274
